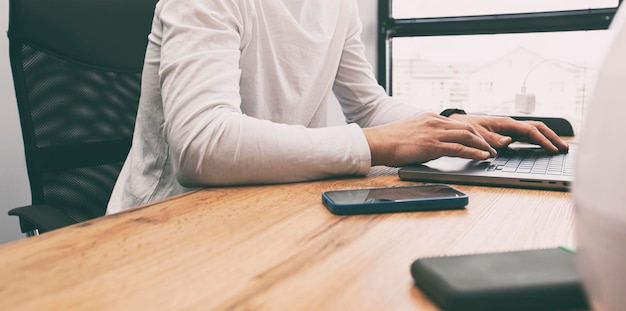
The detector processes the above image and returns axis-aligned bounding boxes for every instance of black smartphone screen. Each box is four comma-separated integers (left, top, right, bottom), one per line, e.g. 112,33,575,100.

321,184,468,215
323,184,466,204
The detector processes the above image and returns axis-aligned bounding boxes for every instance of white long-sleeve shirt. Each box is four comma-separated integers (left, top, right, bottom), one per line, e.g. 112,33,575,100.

106,0,423,214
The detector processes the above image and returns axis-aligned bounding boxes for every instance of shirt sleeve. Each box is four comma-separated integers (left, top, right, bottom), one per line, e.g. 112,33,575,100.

333,1,424,127
157,0,371,187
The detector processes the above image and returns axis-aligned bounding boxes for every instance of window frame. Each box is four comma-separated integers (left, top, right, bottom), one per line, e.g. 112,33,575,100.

376,1,622,94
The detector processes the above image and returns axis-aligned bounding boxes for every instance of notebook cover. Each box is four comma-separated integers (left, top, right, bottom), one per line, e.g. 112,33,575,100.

410,248,588,311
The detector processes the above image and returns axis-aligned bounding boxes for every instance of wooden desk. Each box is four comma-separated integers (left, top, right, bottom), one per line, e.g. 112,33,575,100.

0,168,573,310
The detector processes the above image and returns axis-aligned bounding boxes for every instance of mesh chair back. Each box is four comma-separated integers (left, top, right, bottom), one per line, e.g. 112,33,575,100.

8,0,158,223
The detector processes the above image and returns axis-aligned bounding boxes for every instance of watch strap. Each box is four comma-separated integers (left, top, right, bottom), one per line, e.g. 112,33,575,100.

440,108,467,117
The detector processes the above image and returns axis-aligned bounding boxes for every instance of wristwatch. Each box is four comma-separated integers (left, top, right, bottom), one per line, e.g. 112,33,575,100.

439,108,467,117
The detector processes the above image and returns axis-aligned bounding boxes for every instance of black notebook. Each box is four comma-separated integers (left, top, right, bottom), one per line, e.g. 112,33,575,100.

410,248,588,311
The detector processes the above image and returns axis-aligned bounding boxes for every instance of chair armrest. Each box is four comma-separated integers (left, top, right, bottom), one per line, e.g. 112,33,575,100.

8,204,78,234
509,116,575,136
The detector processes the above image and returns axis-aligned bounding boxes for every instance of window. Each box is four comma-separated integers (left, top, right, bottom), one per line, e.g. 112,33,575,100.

392,0,617,19
378,1,621,131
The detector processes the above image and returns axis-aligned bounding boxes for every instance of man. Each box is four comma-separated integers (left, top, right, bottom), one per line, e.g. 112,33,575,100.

106,0,567,214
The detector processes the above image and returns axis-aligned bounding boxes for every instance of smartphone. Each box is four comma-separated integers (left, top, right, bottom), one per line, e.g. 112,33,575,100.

321,184,468,215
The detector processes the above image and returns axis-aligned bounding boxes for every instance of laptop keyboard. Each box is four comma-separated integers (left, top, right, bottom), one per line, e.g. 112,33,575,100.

487,148,575,176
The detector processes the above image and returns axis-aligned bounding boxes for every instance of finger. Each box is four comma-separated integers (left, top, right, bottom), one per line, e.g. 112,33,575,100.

489,119,567,153
530,122,569,152
514,122,567,153
458,121,504,156
436,142,493,160
439,129,497,157
475,127,513,149
437,117,488,139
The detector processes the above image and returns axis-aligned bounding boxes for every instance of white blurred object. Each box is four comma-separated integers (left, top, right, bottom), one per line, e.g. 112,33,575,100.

573,6,626,311
514,86,536,114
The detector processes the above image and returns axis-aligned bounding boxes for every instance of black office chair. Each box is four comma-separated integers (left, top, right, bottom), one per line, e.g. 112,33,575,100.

7,0,158,236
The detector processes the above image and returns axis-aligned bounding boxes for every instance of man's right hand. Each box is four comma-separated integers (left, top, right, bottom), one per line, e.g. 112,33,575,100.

362,112,497,166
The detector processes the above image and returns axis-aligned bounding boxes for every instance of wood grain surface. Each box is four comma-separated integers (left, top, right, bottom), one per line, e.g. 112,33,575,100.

0,168,573,310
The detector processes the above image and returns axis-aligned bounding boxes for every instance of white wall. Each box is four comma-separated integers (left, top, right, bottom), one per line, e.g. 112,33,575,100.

0,1,378,244
0,0,30,244
357,0,378,75
328,0,379,125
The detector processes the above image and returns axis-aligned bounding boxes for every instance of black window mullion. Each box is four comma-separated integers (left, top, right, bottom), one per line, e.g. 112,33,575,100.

391,8,617,37
377,0,392,91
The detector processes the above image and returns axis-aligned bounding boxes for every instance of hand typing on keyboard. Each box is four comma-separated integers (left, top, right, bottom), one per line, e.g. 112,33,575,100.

363,114,569,167
449,114,570,154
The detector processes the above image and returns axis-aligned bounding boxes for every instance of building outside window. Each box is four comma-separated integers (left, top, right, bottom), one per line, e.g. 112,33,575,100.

379,0,621,132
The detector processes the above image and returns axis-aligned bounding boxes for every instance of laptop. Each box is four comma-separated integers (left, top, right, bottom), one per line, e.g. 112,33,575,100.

398,143,575,191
